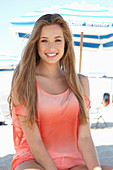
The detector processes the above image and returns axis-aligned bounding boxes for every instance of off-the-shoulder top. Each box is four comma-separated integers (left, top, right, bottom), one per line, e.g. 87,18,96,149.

11,80,91,170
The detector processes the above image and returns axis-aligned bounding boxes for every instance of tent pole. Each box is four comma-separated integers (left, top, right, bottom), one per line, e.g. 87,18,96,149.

79,32,83,73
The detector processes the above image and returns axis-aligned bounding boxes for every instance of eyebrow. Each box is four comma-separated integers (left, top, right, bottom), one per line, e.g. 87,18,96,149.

55,36,63,38
40,36,63,39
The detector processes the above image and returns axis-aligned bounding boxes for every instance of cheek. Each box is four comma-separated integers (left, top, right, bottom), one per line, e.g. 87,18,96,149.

38,44,45,54
59,43,65,54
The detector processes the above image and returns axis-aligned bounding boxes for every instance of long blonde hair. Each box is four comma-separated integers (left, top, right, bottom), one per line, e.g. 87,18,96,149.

8,14,87,126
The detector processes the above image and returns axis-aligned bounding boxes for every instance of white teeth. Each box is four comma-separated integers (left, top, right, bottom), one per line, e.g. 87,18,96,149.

47,53,56,57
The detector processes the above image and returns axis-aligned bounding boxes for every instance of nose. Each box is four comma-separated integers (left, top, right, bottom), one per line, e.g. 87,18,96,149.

48,42,55,50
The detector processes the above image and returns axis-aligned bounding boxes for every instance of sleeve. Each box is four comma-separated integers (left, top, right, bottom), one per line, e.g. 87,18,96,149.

12,103,28,116
84,95,91,110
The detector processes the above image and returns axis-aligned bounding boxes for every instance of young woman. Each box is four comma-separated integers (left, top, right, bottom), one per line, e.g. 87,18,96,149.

8,14,113,170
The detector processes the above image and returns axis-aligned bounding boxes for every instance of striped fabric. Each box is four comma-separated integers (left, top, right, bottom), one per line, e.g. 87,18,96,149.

9,7,113,49
0,55,20,67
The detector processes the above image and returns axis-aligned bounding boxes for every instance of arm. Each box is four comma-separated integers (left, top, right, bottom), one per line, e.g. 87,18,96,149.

78,74,102,170
18,115,57,170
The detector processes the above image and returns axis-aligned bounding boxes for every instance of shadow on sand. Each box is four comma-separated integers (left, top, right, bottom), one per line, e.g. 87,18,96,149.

0,154,13,170
96,145,113,165
91,122,113,129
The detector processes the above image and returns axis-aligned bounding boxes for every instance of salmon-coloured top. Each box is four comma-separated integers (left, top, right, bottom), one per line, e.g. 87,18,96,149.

11,79,91,169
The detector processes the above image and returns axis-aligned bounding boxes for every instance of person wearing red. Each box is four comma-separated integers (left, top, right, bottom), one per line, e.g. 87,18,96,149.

8,14,113,170
103,93,110,107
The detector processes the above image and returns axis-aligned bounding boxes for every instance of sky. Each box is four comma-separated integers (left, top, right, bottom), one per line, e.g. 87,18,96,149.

0,0,113,74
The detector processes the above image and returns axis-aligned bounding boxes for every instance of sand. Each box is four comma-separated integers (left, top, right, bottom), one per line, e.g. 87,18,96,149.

0,123,15,170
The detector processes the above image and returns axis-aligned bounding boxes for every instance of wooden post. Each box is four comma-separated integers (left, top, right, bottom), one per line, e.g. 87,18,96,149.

79,32,83,73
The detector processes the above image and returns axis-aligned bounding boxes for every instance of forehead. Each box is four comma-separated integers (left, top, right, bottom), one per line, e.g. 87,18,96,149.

40,24,64,37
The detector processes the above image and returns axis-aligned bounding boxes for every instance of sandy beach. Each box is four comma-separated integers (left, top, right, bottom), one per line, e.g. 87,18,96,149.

0,71,113,170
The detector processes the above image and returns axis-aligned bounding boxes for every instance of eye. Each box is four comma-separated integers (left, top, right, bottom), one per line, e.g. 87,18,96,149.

41,40,47,42
55,39,62,42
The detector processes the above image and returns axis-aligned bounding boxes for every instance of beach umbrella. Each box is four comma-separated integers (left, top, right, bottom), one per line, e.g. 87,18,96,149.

9,3,113,73
0,54,20,69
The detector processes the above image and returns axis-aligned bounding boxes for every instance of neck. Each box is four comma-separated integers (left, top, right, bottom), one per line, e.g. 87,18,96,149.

36,61,64,78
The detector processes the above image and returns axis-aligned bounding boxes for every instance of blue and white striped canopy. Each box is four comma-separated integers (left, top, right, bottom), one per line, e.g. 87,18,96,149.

9,5,113,50
0,54,20,67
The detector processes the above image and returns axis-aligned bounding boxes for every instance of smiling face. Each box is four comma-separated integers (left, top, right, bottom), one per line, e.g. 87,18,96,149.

38,24,65,64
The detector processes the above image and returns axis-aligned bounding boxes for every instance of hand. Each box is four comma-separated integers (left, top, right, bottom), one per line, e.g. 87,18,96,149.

93,167,102,170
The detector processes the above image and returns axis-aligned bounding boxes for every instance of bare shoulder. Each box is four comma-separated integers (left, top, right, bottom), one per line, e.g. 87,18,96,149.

78,74,89,86
78,74,90,98
12,76,20,106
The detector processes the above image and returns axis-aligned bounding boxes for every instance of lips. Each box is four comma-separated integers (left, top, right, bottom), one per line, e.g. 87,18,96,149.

45,53,58,57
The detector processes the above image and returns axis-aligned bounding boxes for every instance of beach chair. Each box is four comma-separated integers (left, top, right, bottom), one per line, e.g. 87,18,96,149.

0,91,11,124
93,93,111,128
94,108,108,128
